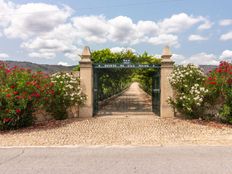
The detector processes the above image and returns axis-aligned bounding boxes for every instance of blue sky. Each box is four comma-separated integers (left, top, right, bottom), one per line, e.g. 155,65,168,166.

0,0,232,65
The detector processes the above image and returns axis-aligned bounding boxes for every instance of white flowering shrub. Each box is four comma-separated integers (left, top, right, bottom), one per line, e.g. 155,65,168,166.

168,64,208,118
51,72,86,105
46,72,86,120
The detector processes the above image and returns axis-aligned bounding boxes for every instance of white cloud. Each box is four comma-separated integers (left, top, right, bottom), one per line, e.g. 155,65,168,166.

148,34,178,47
22,38,70,52
21,24,80,60
72,15,108,43
0,0,14,27
4,2,72,39
219,19,232,26
110,47,136,53
64,48,82,61
173,51,232,65
170,52,232,65
220,31,232,41
28,52,56,59
198,20,213,30
220,50,232,62
72,13,205,46
188,34,208,41
158,13,204,34
0,53,9,59
0,1,213,61
108,16,139,44
58,61,69,66
137,20,158,37
181,52,219,65
172,54,186,64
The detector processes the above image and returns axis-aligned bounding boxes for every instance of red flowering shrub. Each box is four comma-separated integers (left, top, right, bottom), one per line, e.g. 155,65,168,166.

207,61,232,93
206,61,232,123
0,62,52,130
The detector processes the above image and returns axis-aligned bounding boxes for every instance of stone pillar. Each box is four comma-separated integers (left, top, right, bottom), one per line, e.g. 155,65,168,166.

79,46,93,118
160,46,174,118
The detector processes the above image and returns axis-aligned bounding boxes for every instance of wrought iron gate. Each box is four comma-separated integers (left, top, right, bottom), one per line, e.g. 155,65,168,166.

93,63,161,116
93,68,99,115
152,69,161,116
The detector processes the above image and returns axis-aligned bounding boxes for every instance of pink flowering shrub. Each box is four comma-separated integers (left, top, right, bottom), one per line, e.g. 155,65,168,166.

0,62,52,130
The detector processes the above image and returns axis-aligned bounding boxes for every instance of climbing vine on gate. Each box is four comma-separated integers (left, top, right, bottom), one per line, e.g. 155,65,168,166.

91,49,161,100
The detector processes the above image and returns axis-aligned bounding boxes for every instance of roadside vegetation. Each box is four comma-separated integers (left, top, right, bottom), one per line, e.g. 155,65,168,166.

0,62,86,130
169,61,232,124
1,47,230,130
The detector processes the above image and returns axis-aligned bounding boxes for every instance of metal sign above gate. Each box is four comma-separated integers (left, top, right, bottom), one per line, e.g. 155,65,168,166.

93,63,160,69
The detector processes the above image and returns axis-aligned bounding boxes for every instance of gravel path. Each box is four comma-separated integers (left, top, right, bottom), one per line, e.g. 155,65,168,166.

1,116,232,146
98,82,153,116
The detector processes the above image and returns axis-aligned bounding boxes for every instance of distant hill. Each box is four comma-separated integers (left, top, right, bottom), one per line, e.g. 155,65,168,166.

1,60,216,74
199,65,217,74
2,61,75,74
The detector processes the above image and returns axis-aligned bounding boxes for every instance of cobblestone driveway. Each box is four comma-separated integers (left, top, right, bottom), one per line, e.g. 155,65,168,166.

1,82,232,146
1,117,232,146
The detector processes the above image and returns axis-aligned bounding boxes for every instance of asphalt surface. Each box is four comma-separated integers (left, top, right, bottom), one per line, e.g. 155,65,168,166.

0,146,232,174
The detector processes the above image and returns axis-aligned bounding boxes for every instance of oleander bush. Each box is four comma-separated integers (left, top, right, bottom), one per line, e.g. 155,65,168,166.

0,62,51,130
169,61,232,123
206,61,232,123
0,62,86,130
45,72,86,120
168,64,208,118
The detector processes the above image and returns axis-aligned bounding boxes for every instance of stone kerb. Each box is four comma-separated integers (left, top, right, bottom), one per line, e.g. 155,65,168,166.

79,46,93,118
160,46,175,118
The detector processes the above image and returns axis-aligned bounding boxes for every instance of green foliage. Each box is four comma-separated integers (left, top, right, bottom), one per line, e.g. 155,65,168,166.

169,61,232,124
206,61,232,123
92,49,161,101
0,62,87,130
45,72,86,120
72,65,80,71
133,53,161,95
97,69,132,100
92,49,135,100
92,48,137,64
0,63,51,130
168,64,208,118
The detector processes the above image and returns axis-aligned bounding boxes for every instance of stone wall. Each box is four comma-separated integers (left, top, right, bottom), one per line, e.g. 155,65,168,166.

33,106,79,123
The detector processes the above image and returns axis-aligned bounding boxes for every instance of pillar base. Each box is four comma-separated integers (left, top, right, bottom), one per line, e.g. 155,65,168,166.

79,106,93,118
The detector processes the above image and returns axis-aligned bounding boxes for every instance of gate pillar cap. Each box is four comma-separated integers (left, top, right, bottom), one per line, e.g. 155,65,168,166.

81,46,91,59
161,46,172,59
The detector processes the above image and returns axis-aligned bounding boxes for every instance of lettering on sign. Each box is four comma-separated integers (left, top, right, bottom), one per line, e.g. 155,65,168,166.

94,64,160,69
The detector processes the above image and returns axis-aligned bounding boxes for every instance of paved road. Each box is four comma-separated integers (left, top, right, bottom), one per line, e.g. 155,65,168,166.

1,146,232,174
98,82,154,116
